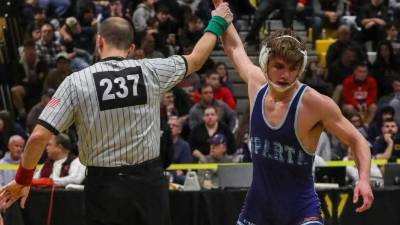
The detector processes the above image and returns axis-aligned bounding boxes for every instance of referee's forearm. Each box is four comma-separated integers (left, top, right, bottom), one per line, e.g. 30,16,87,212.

184,32,218,75
21,125,53,169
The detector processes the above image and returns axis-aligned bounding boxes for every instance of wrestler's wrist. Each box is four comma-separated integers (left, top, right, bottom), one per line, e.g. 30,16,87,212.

15,164,35,186
204,16,229,37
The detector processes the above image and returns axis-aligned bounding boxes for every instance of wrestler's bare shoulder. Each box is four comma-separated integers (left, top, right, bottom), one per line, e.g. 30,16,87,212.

301,87,339,118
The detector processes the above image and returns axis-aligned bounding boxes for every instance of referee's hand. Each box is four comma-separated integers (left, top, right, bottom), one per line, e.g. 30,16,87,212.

0,180,30,209
212,2,233,25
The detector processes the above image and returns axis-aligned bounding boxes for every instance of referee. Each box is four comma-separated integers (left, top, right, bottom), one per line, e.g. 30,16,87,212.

0,3,233,225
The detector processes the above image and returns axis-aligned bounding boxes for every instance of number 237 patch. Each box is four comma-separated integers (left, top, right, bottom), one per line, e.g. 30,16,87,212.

93,67,147,111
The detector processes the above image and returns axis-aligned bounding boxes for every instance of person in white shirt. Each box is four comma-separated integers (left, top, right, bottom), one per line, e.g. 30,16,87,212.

344,147,383,186
34,133,85,187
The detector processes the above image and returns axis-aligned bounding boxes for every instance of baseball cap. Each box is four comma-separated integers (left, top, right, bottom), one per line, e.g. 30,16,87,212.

56,51,69,61
65,17,78,28
210,133,226,145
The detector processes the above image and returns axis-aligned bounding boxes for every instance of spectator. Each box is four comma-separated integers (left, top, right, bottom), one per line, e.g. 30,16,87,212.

26,89,55,133
189,84,238,131
0,135,25,186
348,111,369,140
35,23,62,67
389,0,400,19
168,116,192,184
132,0,156,43
327,46,358,103
59,17,91,70
177,0,202,14
370,40,400,97
312,0,345,42
11,39,48,117
154,5,179,53
27,23,42,42
22,0,42,29
189,105,236,161
34,134,86,187
60,17,82,51
368,105,395,142
328,46,359,87
198,133,240,188
165,33,182,57
140,33,165,58
76,3,96,54
192,70,236,109
389,79,400,125
180,14,204,47
244,0,297,46
385,22,400,54
169,116,192,164
43,52,72,91
109,0,123,17
302,60,333,96
344,147,382,186
342,62,378,124
215,62,234,93
0,118,6,155
235,104,251,162
315,131,333,161
372,118,400,161
326,25,367,67
0,111,28,141
355,0,389,50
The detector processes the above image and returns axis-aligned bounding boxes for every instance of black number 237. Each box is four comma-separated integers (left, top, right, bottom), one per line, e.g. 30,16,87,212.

93,66,147,111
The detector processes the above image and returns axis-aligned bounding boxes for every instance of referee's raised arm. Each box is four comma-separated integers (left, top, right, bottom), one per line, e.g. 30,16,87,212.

183,2,233,75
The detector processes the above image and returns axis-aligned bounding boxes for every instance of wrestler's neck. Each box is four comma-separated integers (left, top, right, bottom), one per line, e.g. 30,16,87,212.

268,81,300,102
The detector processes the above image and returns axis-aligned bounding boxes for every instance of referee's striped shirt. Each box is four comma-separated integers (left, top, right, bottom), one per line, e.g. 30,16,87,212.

38,55,187,167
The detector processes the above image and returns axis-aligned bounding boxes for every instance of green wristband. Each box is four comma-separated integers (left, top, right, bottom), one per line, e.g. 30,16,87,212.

204,16,229,37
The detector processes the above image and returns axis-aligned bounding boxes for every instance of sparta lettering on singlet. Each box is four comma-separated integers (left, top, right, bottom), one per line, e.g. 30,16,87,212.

238,83,322,225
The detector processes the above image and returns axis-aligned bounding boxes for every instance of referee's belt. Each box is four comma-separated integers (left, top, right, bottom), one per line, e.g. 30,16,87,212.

86,158,161,176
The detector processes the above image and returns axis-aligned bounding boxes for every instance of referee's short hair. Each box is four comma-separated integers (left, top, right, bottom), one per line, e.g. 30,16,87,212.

99,17,134,50
55,133,72,151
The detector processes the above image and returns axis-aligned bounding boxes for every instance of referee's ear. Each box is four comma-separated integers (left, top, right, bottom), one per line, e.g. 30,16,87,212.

127,43,135,57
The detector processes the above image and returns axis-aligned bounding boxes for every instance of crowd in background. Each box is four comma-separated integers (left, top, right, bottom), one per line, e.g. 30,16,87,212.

0,0,400,187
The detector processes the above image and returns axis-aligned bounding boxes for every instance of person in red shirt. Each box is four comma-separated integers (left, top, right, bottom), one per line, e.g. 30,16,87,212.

342,62,378,125
192,70,236,109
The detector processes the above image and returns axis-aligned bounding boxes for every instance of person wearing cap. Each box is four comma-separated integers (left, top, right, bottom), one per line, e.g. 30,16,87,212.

60,17,82,48
26,89,56,133
199,133,239,164
59,17,91,71
42,52,71,92
198,133,239,189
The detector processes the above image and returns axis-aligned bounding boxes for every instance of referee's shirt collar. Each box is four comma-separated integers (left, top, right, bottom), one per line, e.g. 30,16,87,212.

99,56,126,62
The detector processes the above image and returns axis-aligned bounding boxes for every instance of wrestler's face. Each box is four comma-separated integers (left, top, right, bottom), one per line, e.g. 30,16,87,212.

266,56,300,88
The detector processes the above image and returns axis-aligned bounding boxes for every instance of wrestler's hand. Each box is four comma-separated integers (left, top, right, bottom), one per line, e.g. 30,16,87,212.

213,0,223,8
212,2,233,25
353,179,374,213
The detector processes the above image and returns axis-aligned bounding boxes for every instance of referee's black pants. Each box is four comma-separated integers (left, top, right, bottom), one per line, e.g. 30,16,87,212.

84,159,171,225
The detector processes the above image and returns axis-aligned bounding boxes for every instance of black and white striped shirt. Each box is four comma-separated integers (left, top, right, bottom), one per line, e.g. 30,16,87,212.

38,55,187,167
